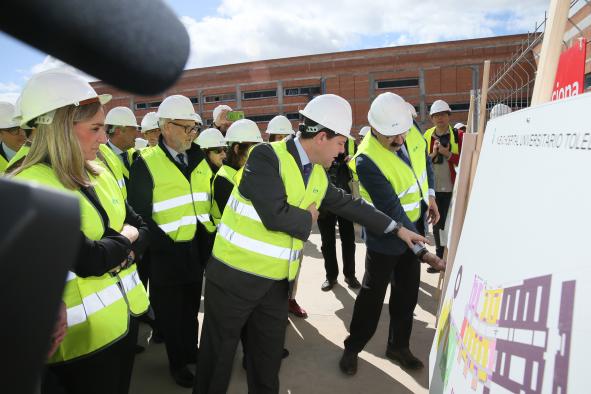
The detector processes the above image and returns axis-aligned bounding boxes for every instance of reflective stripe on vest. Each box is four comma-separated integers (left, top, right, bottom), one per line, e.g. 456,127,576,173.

118,265,149,316
348,129,428,222
142,146,214,240
14,164,142,363
212,141,328,281
211,165,238,225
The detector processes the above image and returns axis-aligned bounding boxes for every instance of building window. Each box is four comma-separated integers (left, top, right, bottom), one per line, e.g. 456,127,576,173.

248,114,275,123
449,103,470,112
376,78,419,89
190,96,199,104
284,86,321,97
285,112,300,120
135,101,161,110
242,89,277,100
204,93,236,103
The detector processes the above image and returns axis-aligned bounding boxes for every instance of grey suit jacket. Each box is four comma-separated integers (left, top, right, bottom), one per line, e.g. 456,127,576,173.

205,139,393,300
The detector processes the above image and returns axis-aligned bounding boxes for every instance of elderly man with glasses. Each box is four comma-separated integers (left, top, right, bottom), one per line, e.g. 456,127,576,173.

128,95,215,387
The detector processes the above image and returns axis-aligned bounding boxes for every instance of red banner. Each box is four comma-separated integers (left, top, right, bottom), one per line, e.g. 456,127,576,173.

552,38,587,101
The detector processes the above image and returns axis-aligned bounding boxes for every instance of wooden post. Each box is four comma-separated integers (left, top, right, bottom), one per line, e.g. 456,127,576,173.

531,0,570,105
466,90,476,134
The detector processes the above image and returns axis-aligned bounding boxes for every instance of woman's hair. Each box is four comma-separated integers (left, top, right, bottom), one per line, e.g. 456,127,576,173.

13,102,103,189
225,142,252,168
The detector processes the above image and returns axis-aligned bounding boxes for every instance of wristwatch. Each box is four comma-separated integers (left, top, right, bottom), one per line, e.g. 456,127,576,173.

392,222,403,236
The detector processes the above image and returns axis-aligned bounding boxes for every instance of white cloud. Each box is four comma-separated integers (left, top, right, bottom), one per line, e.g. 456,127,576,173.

30,56,96,82
0,82,21,104
180,0,548,69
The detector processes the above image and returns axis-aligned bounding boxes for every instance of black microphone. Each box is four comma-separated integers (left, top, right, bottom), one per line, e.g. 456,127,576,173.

0,0,190,95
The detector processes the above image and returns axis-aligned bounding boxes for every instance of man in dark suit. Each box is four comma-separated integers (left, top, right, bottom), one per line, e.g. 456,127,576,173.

340,92,444,376
128,95,214,388
195,94,435,394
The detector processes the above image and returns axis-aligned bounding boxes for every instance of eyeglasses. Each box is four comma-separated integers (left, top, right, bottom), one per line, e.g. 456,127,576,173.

1,127,23,136
170,121,200,135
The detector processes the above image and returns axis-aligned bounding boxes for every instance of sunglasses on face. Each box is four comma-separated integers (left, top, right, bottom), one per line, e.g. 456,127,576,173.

207,147,227,154
1,127,22,136
170,121,200,135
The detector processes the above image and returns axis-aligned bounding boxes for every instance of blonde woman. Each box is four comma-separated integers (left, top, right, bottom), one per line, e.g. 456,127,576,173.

13,69,150,394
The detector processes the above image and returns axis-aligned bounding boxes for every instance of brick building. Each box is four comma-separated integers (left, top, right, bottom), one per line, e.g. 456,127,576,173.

92,34,531,137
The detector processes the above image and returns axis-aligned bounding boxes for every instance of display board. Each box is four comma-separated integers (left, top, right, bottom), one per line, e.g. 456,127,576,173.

429,93,591,393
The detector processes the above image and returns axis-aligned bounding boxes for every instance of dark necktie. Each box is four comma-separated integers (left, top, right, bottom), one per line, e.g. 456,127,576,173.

302,163,312,186
120,152,131,171
397,147,411,167
176,153,187,170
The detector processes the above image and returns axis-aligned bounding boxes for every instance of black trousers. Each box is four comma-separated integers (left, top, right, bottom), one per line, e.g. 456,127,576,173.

45,316,139,394
150,282,201,371
317,211,356,280
433,191,453,258
195,279,288,394
344,249,420,353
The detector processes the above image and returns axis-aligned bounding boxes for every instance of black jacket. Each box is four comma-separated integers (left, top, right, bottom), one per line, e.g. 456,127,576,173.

205,139,393,300
74,186,149,278
127,138,209,285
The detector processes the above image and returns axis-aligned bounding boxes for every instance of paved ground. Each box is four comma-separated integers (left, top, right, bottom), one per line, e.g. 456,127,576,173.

130,225,440,393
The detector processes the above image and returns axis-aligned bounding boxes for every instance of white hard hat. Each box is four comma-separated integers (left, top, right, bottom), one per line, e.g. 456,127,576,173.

18,69,111,127
266,115,295,135
406,102,417,118
193,113,203,125
135,138,149,150
213,104,232,123
12,96,32,130
141,111,159,132
195,128,226,148
367,92,412,137
225,119,264,143
105,106,139,128
0,101,19,129
298,94,352,138
429,99,451,116
454,122,466,130
359,126,370,137
157,95,197,121
490,103,512,119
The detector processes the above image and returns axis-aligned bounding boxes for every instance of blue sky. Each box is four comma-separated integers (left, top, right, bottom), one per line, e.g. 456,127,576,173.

0,0,549,102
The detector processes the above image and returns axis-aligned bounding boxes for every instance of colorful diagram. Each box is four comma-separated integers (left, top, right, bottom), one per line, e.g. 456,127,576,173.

433,269,575,393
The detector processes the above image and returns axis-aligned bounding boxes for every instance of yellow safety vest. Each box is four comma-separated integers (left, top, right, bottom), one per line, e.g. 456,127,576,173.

98,144,128,199
212,141,328,281
14,164,148,363
424,125,459,156
0,154,8,174
211,164,238,226
142,146,216,238
5,145,30,173
348,128,428,222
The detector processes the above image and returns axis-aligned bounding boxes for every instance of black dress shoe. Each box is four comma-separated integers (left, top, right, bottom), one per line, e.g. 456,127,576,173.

171,366,195,388
385,347,424,370
339,350,358,376
344,277,361,289
321,279,337,292
426,267,440,273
